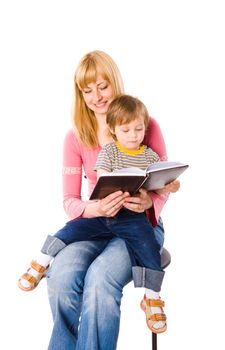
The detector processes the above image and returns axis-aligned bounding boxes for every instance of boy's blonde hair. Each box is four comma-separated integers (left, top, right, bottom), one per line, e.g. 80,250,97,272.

73,50,124,148
106,95,150,139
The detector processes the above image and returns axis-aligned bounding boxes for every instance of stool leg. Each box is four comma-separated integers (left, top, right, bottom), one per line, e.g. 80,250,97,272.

152,332,157,350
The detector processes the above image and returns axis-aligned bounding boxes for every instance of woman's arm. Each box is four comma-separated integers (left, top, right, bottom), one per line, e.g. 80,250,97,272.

63,130,129,220
145,117,174,225
145,118,182,223
62,130,88,219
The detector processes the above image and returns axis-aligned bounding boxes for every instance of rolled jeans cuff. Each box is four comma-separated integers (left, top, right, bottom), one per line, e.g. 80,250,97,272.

41,235,66,257
132,266,165,292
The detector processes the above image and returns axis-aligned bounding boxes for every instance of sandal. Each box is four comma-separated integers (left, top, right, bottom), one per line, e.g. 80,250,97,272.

140,294,167,334
18,260,48,291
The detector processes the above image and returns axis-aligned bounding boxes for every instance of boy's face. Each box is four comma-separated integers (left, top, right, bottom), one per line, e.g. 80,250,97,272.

113,117,146,150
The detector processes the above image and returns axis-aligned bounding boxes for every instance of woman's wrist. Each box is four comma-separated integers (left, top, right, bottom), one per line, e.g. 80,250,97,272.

82,200,101,218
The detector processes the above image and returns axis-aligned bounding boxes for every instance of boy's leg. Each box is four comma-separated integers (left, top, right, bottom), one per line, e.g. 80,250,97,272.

153,216,165,253
19,218,112,291
111,211,164,291
41,217,113,257
111,211,167,333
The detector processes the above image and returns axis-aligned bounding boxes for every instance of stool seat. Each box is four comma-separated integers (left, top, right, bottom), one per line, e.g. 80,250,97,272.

160,248,171,269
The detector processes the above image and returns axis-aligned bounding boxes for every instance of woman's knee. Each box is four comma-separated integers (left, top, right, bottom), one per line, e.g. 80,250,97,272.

47,240,108,292
84,238,132,292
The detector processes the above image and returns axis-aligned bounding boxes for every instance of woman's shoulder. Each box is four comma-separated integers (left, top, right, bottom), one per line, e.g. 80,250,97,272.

148,116,159,129
64,127,78,140
144,117,158,142
145,117,162,139
63,128,84,154
144,116,167,159
64,128,80,145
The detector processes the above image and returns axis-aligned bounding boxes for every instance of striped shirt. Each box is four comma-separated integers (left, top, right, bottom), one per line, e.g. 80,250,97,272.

94,142,160,173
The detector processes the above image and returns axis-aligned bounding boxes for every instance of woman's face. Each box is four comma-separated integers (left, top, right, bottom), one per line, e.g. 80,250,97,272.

81,76,114,116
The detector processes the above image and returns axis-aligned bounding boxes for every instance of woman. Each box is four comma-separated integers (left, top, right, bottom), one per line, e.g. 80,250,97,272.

47,50,170,350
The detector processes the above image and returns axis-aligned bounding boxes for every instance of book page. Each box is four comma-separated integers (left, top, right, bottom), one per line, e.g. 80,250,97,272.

102,167,145,176
146,160,188,173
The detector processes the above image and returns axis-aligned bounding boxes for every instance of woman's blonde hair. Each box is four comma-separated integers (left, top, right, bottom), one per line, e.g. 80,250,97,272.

106,94,150,140
72,50,124,148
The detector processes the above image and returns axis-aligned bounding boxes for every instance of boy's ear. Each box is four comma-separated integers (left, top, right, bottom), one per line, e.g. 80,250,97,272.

108,127,117,140
106,127,114,138
109,127,114,135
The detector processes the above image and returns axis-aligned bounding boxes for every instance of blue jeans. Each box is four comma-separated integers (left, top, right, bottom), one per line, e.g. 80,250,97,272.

47,217,165,350
43,210,164,291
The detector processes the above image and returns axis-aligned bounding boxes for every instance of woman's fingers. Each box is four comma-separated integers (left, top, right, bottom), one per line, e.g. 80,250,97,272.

123,189,152,212
99,191,130,216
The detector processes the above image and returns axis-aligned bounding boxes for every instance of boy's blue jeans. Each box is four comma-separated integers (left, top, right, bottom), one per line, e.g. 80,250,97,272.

42,209,164,292
47,219,164,350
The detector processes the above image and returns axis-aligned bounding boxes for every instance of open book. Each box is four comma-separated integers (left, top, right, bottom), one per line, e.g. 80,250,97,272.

90,161,189,200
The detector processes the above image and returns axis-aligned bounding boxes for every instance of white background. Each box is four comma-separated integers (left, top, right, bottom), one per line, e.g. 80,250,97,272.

0,0,224,349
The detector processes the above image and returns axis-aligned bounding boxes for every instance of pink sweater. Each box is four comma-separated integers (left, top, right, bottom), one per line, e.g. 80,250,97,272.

62,118,168,226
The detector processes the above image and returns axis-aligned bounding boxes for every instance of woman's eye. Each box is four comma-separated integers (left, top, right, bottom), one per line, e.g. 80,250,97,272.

100,85,107,90
83,90,91,94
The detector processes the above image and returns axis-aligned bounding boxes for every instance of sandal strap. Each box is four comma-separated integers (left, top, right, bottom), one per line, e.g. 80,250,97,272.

145,298,165,308
31,260,47,273
149,313,167,322
21,273,37,284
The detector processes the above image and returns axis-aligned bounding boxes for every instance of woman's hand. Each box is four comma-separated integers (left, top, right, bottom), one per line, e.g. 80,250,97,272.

123,188,153,213
156,180,180,195
83,191,130,218
98,191,130,216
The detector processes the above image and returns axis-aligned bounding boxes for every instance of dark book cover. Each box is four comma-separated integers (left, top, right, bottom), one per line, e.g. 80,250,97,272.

90,161,189,200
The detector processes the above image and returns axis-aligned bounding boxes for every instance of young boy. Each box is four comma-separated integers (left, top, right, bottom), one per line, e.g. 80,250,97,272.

18,95,179,334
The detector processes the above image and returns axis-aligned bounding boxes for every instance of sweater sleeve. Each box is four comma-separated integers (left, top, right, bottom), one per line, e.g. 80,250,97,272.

144,118,169,226
62,130,88,220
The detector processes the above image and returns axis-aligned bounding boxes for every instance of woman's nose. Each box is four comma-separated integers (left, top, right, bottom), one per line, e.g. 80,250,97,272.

93,89,102,102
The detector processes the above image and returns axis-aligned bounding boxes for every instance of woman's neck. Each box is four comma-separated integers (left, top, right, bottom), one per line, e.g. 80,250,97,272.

95,112,107,128
95,113,113,147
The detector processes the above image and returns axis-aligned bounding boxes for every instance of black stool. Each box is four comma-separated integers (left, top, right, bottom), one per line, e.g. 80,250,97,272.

151,248,171,350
